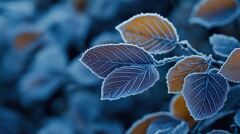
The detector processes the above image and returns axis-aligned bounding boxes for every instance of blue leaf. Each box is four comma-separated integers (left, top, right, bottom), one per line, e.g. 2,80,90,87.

31,45,68,72
146,113,188,134
90,31,122,47
67,56,100,87
182,72,229,120
234,112,240,127
85,122,123,134
190,0,240,28
67,91,101,123
0,107,31,134
210,34,239,57
222,86,240,111
38,118,74,134
18,71,63,104
207,130,231,134
197,110,235,131
101,65,159,100
80,44,155,78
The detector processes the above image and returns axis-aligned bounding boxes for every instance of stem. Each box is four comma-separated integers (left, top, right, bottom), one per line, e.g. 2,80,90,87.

155,56,185,67
211,59,224,67
178,40,204,56
178,40,224,67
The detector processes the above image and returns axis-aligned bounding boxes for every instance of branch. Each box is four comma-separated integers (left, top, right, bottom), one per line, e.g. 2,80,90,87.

178,40,224,67
155,56,185,67
178,40,204,56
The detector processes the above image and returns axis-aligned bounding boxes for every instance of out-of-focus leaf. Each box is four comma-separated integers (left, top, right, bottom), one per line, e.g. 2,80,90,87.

31,45,68,72
210,34,239,57
182,72,229,120
126,112,188,134
222,86,240,111
37,118,74,134
67,56,100,87
84,122,123,134
0,107,31,134
126,112,165,134
0,1,35,21
167,56,209,93
207,130,231,134
35,6,92,48
146,114,188,134
80,44,155,78
88,0,129,21
90,31,122,47
219,48,240,83
102,65,159,100
196,110,235,132
234,112,240,127
14,32,41,50
18,71,63,104
116,13,179,54
170,94,196,127
67,91,101,124
190,0,240,28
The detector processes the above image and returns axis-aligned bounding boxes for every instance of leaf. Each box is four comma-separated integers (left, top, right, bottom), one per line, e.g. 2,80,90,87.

101,65,159,100
146,113,188,134
210,34,239,57
38,118,74,134
14,32,41,50
170,94,196,127
207,130,231,134
197,110,235,131
190,0,240,28
219,48,240,83
80,44,155,78
31,45,68,72
222,86,240,111
126,112,163,134
182,72,229,120
167,56,209,93
18,71,63,103
68,91,101,123
126,112,188,134
234,112,240,127
67,57,100,87
116,13,179,54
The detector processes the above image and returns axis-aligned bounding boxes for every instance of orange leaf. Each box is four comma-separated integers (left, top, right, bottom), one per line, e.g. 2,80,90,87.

170,94,196,127
116,13,179,54
126,112,162,134
219,48,240,83
167,56,209,93
15,32,41,49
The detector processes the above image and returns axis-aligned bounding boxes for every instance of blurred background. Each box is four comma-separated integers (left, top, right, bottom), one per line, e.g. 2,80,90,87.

0,0,239,133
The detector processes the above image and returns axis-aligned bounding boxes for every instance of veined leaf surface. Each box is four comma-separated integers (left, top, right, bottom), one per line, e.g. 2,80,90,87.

182,72,229,120
219,48,240,83
116,13,179,54
101,65,159,100
167,56,209,93
80,44,155,78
